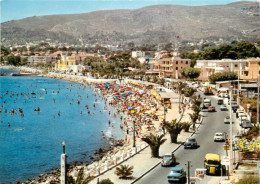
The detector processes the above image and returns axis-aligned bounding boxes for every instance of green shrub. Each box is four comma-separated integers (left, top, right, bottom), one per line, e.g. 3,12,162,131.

237,175,259,184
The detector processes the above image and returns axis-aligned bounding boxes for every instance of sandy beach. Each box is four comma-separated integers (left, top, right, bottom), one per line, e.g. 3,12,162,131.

1,65,193,183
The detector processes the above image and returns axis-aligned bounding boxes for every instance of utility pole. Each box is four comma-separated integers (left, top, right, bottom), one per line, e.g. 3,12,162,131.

257,76,260,125
187,161,191,184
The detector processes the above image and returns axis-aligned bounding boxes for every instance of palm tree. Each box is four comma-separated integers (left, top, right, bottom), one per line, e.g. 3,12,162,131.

141,133,167,157
114,164,134,179
181,121,192,132
98,178,114,184
67,167,94,184
163,119,183,143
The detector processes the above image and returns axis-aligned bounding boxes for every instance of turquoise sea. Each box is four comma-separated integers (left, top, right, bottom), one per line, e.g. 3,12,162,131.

0,70,123,183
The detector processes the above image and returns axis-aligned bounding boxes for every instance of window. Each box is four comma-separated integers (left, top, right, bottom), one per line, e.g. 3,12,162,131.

176,67,178,70
176,61,178,64
181,61,183,64
234,64,238,67
258,62,260,65
186,61,188,64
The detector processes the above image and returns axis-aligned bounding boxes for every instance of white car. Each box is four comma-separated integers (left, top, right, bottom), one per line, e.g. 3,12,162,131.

214,132,225,142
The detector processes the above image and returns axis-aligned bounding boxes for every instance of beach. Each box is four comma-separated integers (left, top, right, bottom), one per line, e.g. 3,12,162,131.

0,65,192,183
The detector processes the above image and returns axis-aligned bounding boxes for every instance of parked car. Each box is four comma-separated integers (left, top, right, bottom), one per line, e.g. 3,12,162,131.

208,106,216,112
241,120,252,129
214,132,225,142
220,104,228,111
184,137,198,149
161,152,176,167
167,167,187,183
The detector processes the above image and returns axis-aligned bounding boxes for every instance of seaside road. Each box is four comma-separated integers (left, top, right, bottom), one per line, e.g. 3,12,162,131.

90,104,194,184
135,93,234,184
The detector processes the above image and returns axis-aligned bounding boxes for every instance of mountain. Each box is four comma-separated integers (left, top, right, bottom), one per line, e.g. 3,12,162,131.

1,1,260,46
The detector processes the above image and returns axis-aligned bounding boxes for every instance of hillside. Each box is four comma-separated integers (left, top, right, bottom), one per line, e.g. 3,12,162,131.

1,1,259,46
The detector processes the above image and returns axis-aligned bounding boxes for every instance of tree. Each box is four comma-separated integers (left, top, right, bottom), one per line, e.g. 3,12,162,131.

67,167,94,184
114,164,134,179
7,55,22,66
181,122,192,132
209,71,237,84
141,133,167,157
180,67,201,80
163,119,183,143
99,178,114,184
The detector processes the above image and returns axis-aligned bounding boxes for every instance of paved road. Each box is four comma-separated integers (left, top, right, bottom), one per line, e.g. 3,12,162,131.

136,92,238,184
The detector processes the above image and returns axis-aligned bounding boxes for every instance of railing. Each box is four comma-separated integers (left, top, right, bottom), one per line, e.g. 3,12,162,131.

75,142,149,178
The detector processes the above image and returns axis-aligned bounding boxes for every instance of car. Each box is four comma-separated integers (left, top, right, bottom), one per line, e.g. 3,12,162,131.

214,132,225,142
224,94,229,99
224,116,230,124
184,137,198,149
208,106,216,112
167,167,187,183
224,116,234,124
161,152,176,167
220,104,228,111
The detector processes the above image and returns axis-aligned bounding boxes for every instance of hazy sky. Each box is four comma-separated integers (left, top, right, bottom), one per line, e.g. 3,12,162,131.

1,0,259,23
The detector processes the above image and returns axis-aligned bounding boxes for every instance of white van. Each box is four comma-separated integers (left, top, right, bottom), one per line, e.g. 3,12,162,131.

204,99,211,108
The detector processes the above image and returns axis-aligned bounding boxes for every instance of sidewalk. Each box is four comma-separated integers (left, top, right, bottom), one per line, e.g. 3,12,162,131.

89,104,194,184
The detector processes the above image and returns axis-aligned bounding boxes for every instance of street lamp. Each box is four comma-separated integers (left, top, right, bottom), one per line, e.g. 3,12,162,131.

229,86,233,171
133,119,136,148
62,141,66,154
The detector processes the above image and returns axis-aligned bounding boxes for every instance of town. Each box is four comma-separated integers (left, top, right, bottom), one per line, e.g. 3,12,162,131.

0,39,259,184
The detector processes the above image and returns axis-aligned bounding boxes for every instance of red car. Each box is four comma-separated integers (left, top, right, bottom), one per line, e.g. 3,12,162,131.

208,106,216,112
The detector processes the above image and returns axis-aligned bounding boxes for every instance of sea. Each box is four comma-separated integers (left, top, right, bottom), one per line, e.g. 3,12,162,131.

0,69,123,183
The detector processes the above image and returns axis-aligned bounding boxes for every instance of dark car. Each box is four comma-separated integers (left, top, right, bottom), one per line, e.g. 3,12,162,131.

184,137,198,149
161,152,176,167
220,104,228,111
208,106,216,112
167,167,187,183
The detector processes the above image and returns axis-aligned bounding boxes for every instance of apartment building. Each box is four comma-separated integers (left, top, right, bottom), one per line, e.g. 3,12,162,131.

195,58,260,81
151,57,191,78
27,56,57,65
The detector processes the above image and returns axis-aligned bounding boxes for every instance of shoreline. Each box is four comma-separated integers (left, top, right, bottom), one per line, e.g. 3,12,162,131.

1,65,177,184
1,65,126,183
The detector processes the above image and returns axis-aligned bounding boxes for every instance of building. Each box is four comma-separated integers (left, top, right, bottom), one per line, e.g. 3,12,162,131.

195,58,260,81
131,51,145,58
240,58,260,80
151,57,191,78
27,56,57,65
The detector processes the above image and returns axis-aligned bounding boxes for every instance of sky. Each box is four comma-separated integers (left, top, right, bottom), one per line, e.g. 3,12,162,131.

1,0,259,23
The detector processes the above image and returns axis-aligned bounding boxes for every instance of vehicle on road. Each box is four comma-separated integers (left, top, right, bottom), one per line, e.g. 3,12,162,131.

184,137,198,149
224,94,229,99
220,104,228,111
214,132,225,142
203,99,211,108
223,116,234,124
217,98,224,105
208,106,216,112
167,167,187,183
161,152,176,167
204,154,221,175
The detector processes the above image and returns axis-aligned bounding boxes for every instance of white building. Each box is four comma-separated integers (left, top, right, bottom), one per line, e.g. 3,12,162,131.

131,51,145,58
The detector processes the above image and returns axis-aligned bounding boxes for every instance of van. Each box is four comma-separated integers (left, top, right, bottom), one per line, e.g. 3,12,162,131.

204,99,211,108
217,98,224,105
204,154,221,175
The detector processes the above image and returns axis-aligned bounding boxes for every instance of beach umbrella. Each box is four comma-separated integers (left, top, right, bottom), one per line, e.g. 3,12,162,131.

228,178,240,183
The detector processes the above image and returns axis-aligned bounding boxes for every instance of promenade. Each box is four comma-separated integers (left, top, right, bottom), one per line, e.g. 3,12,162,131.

89,104,195,184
